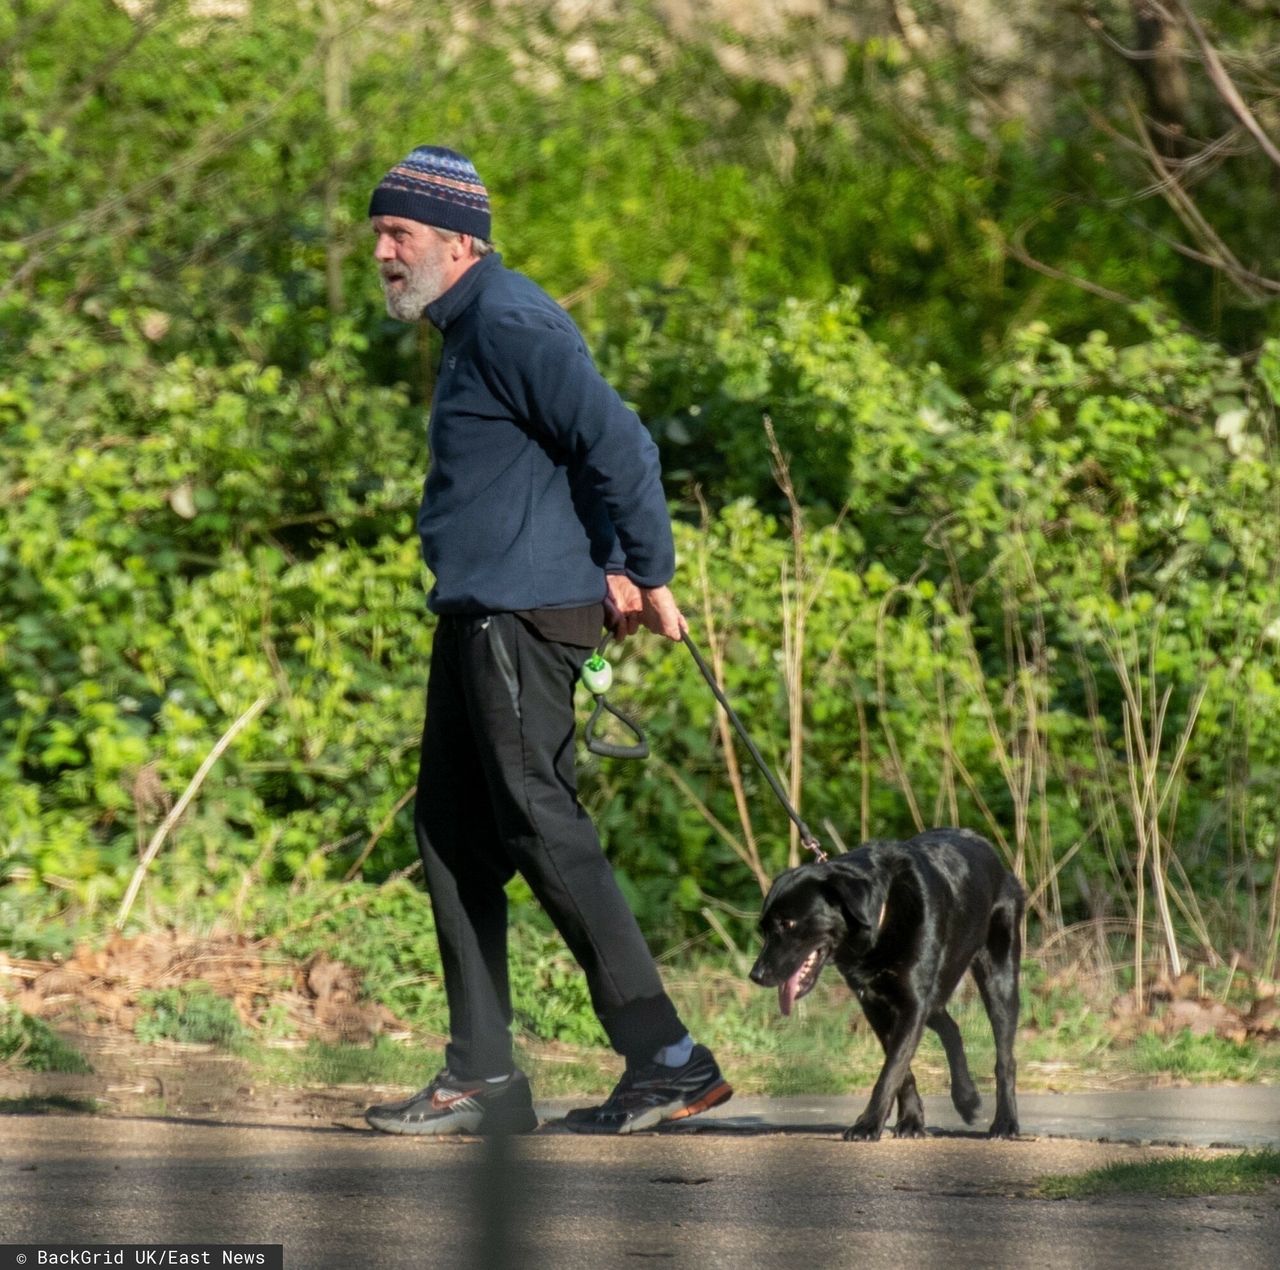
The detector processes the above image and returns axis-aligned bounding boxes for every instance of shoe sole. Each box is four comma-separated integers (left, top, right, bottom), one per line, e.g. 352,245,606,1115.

621,1079,733,1134
365,1107,539,1136
567,1080,733,1135
365,1109,485,1135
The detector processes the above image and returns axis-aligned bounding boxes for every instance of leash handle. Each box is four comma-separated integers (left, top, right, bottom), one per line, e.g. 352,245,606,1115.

681,632,828,862
584,695,650,759
582,633,649,760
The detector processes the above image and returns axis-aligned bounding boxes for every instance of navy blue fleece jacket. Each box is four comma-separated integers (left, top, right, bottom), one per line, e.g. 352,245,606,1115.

417,253,674,615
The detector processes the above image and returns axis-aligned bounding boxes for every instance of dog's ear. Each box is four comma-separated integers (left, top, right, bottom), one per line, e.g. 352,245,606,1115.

820,867,879,931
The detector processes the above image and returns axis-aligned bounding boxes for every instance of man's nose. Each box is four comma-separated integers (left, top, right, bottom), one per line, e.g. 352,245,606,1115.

373,234,395,261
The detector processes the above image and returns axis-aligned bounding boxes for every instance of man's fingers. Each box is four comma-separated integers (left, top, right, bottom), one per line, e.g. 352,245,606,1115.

639,586,686,641
603,598,626,639
605,574,646,639
604,596,641,640
609,581,686,641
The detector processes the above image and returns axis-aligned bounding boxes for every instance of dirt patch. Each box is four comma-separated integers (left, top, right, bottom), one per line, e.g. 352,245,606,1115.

1,932,406,1047
0,933,413,1124
0,1027,379,1124
1109,971,1279,1045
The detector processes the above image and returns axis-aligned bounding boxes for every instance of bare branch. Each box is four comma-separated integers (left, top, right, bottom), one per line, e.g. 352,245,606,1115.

1171,0,1280,170
694,488,764,883
1150,228,1280,293
1126,99,1275,299
1004,205,1139,307
116,694,272,930
343,785,416,882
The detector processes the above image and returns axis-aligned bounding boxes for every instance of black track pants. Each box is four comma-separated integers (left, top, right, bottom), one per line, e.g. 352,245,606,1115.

414,612,686,1079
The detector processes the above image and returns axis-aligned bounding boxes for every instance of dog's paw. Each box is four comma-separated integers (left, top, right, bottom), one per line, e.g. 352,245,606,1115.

892,1116,927,1140
842,1118,884,1142
953,1085,981,1125
987,1116,1020,1140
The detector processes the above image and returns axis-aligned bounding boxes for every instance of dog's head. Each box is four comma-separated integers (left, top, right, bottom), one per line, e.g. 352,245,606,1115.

748,860,883,1015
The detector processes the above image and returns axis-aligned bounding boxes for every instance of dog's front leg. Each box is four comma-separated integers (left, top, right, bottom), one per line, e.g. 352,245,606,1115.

844,1005,927,1142
891,1070,927,1139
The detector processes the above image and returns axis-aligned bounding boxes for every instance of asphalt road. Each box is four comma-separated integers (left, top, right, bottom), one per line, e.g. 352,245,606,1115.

1,1091,1277,1270
669,1084,1280,1148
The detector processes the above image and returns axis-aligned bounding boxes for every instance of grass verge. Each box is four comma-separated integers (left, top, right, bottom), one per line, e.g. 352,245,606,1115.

1039,1150,1280,1199
0,1004,93,1074
251,1038,437,1090
6,886,1278,1098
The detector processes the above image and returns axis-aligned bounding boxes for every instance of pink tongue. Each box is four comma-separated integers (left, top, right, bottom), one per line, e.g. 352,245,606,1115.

778,968,805,1017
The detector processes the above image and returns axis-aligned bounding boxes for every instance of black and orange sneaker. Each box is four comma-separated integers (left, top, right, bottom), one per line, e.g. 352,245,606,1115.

364,1068,538,1136
562,1045,732,1135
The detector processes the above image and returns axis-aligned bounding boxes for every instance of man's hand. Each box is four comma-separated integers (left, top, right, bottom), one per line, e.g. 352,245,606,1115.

605,575,687,642
639,584,688,640
605,574,643,639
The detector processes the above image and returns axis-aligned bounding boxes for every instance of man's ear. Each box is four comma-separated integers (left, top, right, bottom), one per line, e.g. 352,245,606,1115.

820,867,879,930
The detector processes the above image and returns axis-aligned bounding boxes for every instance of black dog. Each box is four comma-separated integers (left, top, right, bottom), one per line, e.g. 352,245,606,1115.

749,828,1023,1141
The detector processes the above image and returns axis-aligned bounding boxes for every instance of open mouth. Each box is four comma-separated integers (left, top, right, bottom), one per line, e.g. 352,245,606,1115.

778,947,826,1016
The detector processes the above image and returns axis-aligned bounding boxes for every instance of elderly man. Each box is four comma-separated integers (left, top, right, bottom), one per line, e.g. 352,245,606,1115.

362,145,730,1135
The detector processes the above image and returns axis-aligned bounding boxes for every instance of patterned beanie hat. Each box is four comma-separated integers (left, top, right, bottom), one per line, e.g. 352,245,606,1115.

368,145,491,240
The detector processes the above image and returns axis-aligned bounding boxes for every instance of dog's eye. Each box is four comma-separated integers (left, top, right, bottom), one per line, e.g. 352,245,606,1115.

781,918,797,931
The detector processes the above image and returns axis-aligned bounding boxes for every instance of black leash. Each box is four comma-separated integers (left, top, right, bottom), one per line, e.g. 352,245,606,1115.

681,633,828,862
581,630,828,862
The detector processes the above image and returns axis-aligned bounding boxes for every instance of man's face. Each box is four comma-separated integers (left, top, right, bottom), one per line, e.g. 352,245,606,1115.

371,215,452,321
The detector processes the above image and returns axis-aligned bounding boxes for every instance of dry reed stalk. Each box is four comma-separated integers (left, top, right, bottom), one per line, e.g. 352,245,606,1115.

116,693,272,930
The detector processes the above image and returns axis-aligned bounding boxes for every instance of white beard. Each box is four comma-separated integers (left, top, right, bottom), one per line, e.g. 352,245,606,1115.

381,255,448,321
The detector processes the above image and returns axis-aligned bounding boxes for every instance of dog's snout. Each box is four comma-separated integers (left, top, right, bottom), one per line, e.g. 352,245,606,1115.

748,955,770,986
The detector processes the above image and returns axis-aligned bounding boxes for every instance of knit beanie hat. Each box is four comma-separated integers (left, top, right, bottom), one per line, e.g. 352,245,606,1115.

368,145,491,240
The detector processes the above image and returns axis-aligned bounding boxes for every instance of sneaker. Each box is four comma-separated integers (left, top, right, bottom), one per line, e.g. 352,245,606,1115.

364,1068,538,1136
562,1044,732,1135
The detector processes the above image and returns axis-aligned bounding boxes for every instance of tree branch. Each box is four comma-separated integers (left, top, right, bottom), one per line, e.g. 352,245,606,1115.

115,694,272,930
1171,0,1280,170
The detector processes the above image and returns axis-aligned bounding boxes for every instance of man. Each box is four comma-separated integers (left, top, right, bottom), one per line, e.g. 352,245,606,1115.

362,145,731,1136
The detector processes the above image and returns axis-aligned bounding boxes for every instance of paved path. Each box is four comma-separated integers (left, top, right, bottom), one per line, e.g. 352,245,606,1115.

1,1090,1277,1269
618,1084,1280,1149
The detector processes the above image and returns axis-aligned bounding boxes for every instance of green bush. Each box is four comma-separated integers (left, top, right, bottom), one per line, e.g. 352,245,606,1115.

0,1002,93,1073
254,880,604,1047
4,0,1279,978
134,983,248,1050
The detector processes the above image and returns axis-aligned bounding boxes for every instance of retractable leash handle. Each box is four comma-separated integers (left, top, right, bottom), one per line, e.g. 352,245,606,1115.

680,631,828,862
581,636,650,760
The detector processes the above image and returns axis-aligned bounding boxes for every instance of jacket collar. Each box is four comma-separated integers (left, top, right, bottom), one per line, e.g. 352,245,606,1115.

424,252,503,331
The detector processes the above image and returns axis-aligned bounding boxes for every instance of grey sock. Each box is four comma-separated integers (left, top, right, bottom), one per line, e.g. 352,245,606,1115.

652,1034,694,1067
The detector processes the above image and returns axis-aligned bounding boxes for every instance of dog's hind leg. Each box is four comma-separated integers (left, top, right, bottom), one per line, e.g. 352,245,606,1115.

928,1007,980,1125
971,898,1022,1139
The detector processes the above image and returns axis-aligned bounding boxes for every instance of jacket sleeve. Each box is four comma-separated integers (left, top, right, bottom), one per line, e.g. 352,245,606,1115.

481,313,675,588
